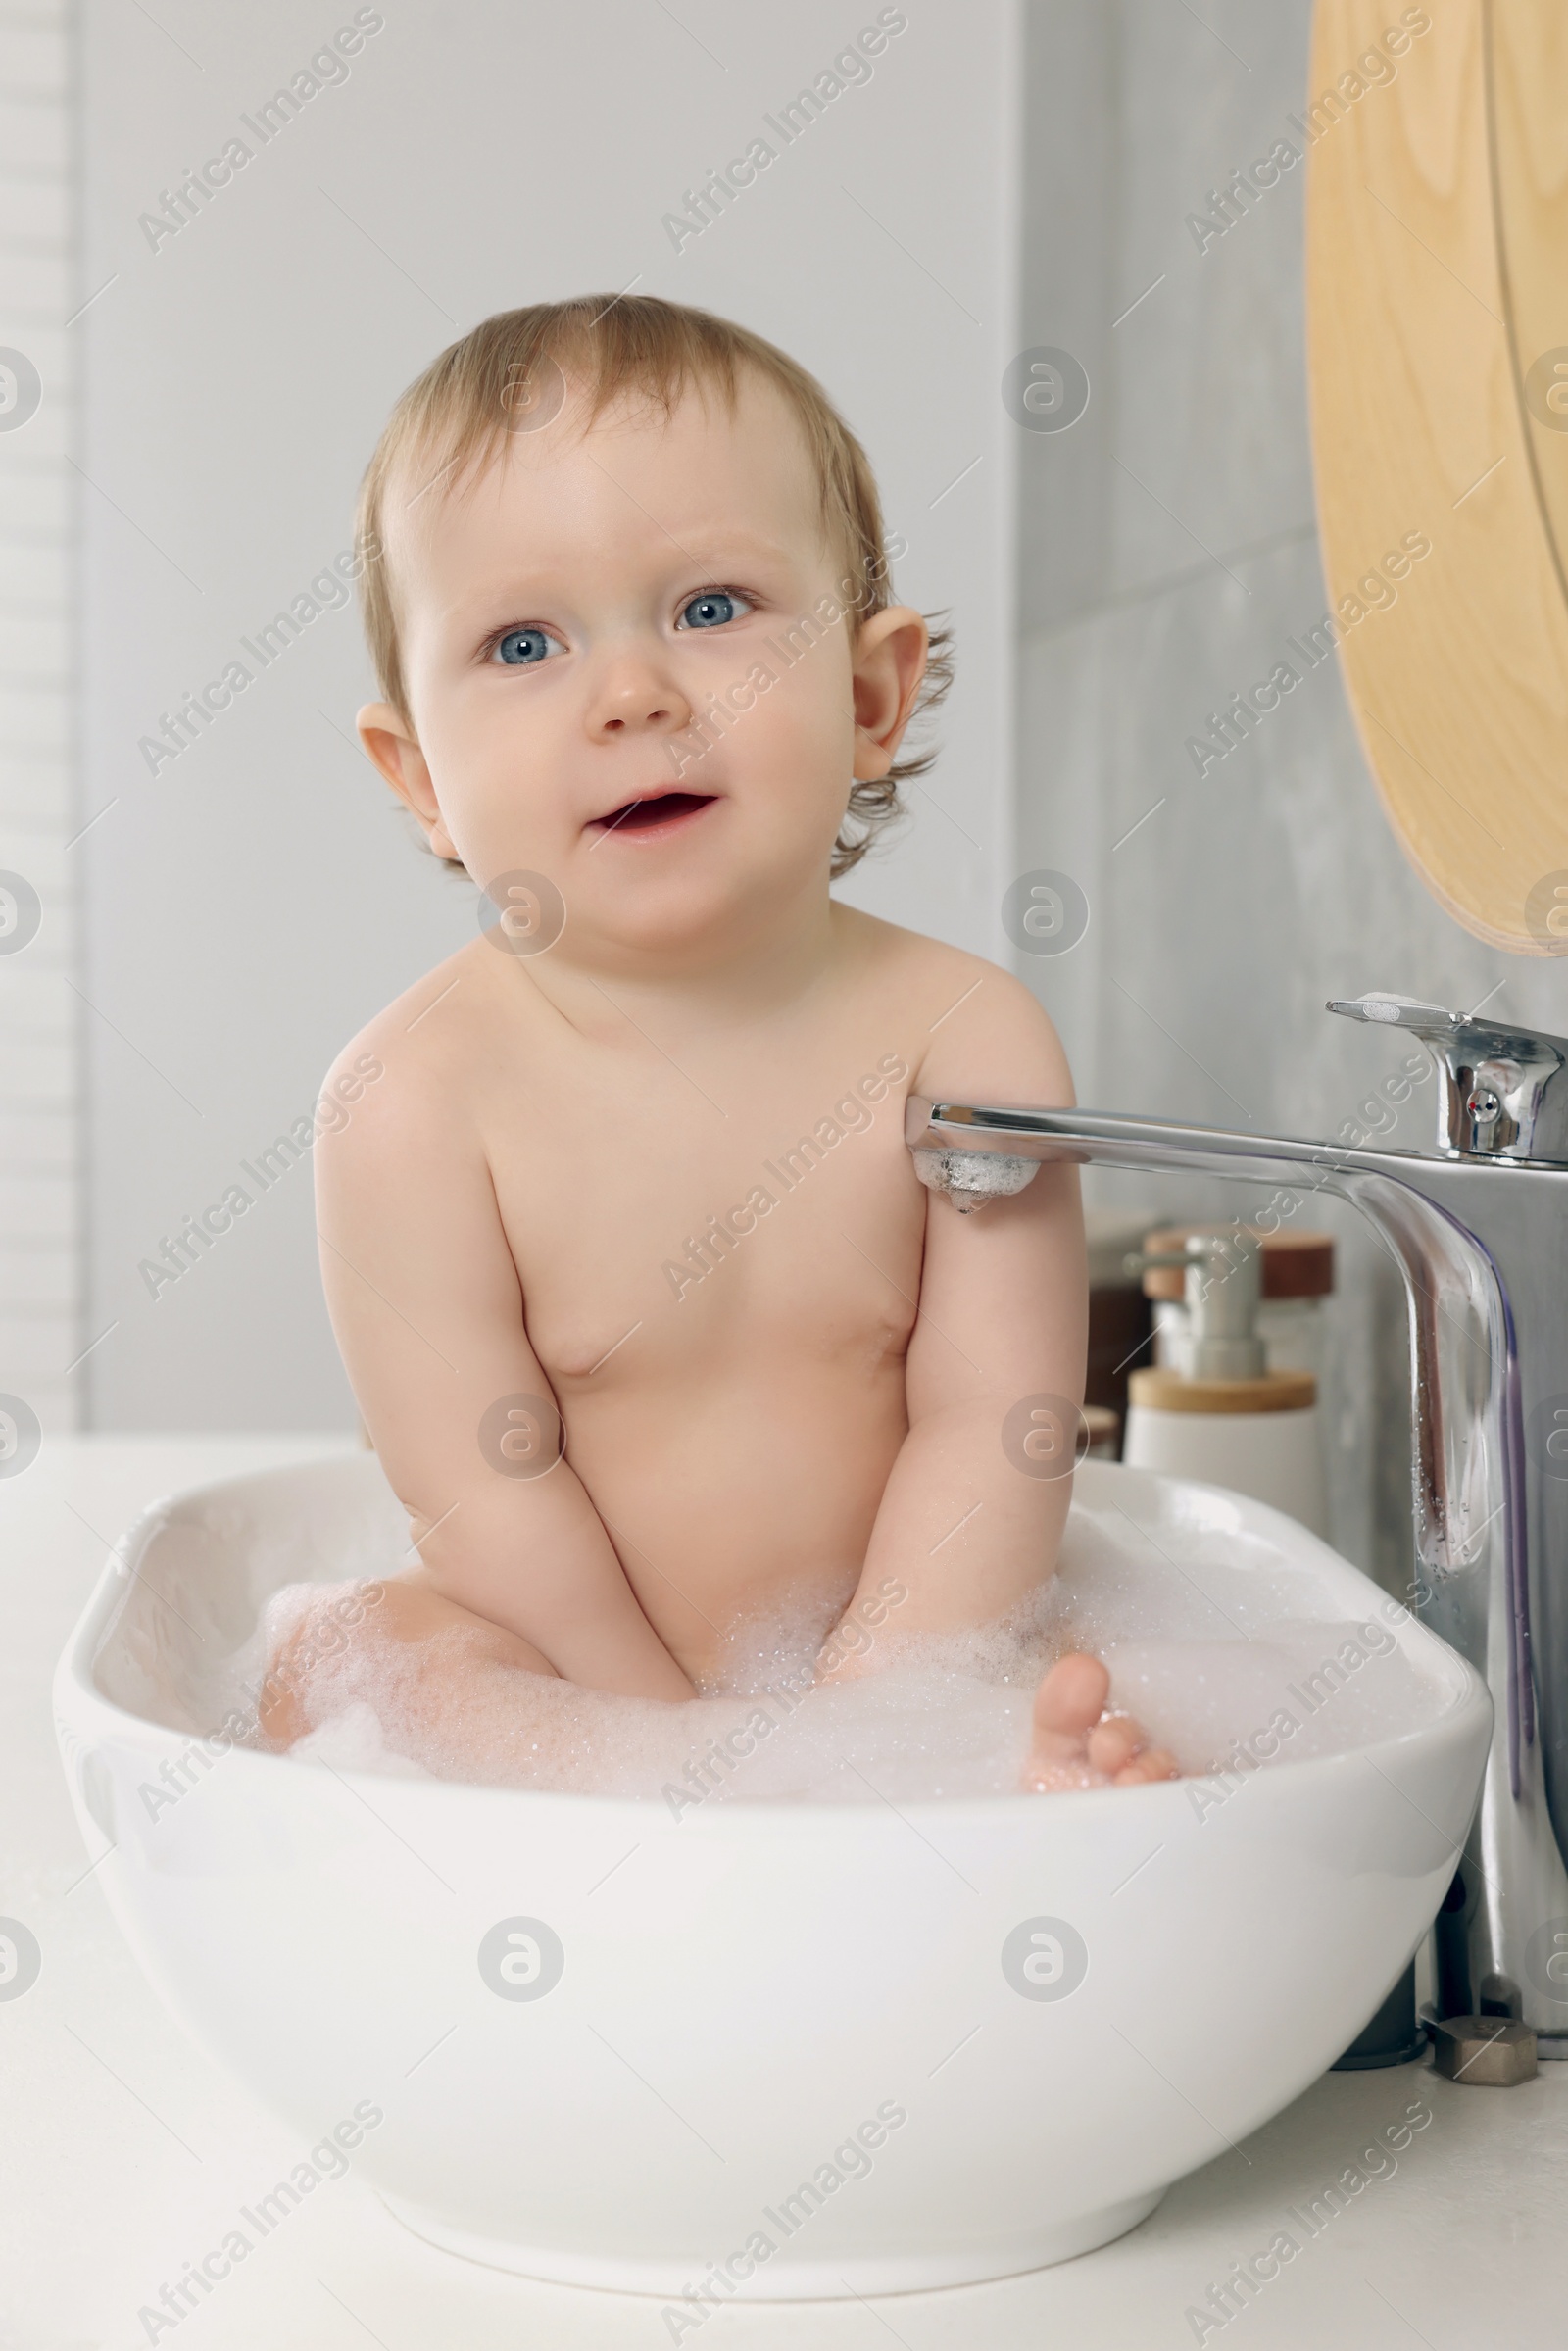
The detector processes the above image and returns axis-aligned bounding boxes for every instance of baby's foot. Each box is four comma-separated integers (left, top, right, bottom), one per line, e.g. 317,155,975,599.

1022,1651,1179,1792
256,1571,558,1757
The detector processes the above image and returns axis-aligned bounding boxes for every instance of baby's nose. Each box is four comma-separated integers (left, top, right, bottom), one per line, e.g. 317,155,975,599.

600,700,674,733
591,667,690,737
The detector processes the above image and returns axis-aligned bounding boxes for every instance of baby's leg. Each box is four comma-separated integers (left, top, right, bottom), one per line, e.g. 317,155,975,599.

1022,1652,1178,1791
256,1571,559,1752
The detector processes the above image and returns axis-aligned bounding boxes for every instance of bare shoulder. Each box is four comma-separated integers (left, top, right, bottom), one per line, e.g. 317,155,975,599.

318,937,497,1175
837,907,1074,1106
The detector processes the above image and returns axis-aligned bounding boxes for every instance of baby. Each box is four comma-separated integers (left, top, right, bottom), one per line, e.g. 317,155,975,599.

260,293,1176,1795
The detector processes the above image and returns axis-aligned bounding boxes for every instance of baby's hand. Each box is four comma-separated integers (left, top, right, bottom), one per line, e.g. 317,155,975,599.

1022,1651,1179,1791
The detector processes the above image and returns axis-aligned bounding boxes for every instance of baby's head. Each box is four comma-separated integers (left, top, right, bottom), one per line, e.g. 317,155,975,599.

351,294,952,968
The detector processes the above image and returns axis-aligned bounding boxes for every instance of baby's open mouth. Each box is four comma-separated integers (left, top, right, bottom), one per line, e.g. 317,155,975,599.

588,789,717,839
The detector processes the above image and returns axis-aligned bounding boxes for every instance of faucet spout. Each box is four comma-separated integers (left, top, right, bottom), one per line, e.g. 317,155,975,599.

906,1086,1568,2039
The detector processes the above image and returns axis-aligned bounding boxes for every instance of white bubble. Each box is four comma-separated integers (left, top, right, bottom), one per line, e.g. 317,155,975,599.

208,1495,1451,1801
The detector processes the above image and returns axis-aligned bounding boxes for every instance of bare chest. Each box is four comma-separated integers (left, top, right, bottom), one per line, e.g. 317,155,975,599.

486,1037,923,1394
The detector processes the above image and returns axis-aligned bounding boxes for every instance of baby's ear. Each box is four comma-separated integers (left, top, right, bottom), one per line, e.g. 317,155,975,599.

355,703,460,861
850,607,927,779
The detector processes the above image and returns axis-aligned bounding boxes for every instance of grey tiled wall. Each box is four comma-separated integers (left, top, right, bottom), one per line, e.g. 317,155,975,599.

1012,0,1568,1583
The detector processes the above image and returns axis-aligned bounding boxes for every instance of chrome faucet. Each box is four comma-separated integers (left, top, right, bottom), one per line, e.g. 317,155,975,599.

907,991,1568,2043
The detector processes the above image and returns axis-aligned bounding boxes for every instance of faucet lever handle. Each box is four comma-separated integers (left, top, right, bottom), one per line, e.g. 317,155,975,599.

1327,993,1568,1165
1325,992,1462,1042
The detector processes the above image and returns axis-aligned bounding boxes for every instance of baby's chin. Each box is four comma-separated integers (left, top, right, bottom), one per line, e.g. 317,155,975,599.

560,855,823,961
461,781,846,965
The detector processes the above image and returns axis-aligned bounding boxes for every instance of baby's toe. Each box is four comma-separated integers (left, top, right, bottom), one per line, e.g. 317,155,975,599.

1020,1658,1178,1795
1086,1713,1141,1774
1111,1744,1181,1786
1032,1651,1110,1743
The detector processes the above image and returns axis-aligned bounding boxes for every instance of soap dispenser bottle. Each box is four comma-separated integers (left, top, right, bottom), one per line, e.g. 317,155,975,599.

1120,1227,1328,1536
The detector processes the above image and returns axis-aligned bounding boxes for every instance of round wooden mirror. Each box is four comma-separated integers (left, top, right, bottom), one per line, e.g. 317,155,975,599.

1307,0,1568,954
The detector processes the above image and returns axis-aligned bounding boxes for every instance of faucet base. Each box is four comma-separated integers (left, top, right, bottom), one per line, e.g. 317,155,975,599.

1429,2016,1538,2086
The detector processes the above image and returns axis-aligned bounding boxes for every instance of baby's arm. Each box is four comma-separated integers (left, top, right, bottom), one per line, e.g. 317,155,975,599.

843,966,1087,1636
314,1034,693,1704
823,964,1175,1788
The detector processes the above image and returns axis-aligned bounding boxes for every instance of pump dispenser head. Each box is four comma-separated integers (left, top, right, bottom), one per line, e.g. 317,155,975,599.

1124,1229,1265,1380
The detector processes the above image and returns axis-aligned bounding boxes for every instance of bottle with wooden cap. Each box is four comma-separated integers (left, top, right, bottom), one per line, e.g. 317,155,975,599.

1143,1225,1335,1385
1121,1225,1331,1537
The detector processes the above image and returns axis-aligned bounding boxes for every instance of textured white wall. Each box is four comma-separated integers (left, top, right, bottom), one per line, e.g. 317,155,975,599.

77,0,1022,1432
0,0,79,1451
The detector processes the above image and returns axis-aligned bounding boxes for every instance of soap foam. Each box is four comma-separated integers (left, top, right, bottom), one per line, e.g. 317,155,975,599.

218,1493,1450,1802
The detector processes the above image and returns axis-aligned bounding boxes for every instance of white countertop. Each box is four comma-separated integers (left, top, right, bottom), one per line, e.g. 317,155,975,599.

5,1436,1565,2350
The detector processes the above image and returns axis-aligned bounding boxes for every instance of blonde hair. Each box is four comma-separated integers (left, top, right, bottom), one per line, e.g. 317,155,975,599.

352,293,954,877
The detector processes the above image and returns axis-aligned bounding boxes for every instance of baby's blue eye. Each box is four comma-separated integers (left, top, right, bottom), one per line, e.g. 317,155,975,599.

678,590,750,630
493,626,556,666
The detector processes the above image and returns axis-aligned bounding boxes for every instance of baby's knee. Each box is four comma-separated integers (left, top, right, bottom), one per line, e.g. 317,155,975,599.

256,1577,388,1747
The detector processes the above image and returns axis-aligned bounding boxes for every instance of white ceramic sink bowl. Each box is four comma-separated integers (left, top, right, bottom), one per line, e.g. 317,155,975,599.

53,1453,1489,2300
